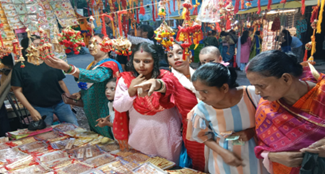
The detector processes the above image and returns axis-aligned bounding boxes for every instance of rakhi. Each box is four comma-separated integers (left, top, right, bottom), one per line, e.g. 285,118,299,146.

111,10,132,56
25,28,40,65
100,14,114,52
155,0,175,51
58,26,85,55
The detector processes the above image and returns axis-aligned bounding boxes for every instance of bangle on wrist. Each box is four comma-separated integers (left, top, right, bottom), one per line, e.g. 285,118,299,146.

66,65,77,75
65,65,72,73
155,79,163,92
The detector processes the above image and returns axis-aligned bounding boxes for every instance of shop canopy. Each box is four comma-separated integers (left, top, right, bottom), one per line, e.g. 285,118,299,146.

236,0,318,14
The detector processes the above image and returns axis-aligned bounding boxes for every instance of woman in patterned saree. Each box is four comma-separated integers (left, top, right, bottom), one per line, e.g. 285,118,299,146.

246,50,325,174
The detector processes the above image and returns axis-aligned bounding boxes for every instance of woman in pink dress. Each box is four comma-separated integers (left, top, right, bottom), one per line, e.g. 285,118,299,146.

239,30,252,71
113,42,182,164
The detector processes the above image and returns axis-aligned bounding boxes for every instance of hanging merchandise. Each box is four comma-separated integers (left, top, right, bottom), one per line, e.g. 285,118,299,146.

37,27,56,61
75,11,93,47
58,27,86,55
304,5,320,62
152,0,156,21
268,0,272,10
111,10,132,56
155,0,175,51
139,0,146,15
271,16,280,31
257,0,261,14
317,0,325,33
245,0,252,8
12,36,25,68
234,0,240,14
0,4,13,58
52,25,64,54
49,0,79,27
0,1,25,30
177,0,181,15
99,14,114,53
196,0,220,23
176,0,203,60
25,28,40,65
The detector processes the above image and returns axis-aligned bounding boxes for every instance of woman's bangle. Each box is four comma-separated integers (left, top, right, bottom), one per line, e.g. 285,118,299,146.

155,79,166,92
65,65,73,73
66,65,77,75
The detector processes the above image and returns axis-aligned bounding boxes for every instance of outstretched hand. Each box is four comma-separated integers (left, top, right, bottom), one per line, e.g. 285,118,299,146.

44,56,69,71
134,79,162,97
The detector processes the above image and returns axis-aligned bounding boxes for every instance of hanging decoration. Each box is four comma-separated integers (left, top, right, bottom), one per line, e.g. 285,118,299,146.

245,0,253,8
196,0,220,23
12,36,25,68
0,25,12,59
305,5,320,62
317,0,325,33
302,0,306,14
37,28,55,61
176,0,203,60
58,27,86,55
152,0,156,21
52,25,64,54
25,28,40,65
154,0,175,51
234,0,240,14
271,16,280,31
257,0,261,14
75,11,93,47
140,0,146,15
111,10,132,56
100,14,114,52
268,0,272,10
177,0,181,15
241,0,245,9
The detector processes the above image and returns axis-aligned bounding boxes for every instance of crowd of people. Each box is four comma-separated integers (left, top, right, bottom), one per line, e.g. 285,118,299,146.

0,23,324,174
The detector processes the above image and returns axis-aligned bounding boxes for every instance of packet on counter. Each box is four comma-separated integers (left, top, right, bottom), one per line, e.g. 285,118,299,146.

0,137,9,143
98,160,133,174
4,155,34,171
67,145,102,161
97,142,120,152
42,157,77,170
57,162,94,174
6,127,53,140
9,164,48,174
18,141,49,153
84,154,116,168
166,168,208,174
34,131,68,142
80,169,104,174
53,123,77,132
5,137,36,147
63,127,87,137
123,153,150,165
38,151,69,163
133,162,168,174
0,147,28,163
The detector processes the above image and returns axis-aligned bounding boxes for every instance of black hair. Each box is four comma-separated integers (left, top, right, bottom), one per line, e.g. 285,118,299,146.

211,30,217,36
241,30,249,45
255,31,260,35
192,63,238,89
138,25,154,39
1,54,13,69
247,50,303,78
127,42,161,78
21,35,41,59
220,31,227,36
108,77,117,83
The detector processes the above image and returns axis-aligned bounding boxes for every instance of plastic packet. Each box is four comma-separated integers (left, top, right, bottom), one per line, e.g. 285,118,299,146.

115,150,136,158
0,143,10,150
133,162,167,174
63,127,87,137
9,165,47,174
18,141,48,153
0,137,9,143
123,153,150,164
98,143,120,152
39,151,69,163
57,162,93,174
67,145,102,161
145,157,175,170
5,155,34,170
10,137,36,147
80,169,104,174
88,135,104,146
75,131,100,139
34,131,66,142
166,168,208,174
0,147,28,163
53,123,77,133
73,137,94,147
50,139,75,150
84,154,116,168
98,160,133,174
42,157,76,170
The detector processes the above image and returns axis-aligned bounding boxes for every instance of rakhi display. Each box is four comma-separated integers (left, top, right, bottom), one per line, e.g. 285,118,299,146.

58,27,86,55
0,123,208,174
111,10,132,56
25,28,40,65
154,0,175,52
176,0,203,60
99,14,114,53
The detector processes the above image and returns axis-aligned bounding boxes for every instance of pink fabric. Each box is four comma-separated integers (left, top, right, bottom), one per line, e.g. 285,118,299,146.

113,77,182,164
240,37,252,63
261,151,273,174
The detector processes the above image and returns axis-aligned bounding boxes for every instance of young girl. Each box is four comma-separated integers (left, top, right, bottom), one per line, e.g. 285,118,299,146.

113,42,182,163
187,63,267,174
96,78,116,137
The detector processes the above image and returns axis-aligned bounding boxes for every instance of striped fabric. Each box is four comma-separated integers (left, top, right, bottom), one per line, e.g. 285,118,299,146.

187,86,267,174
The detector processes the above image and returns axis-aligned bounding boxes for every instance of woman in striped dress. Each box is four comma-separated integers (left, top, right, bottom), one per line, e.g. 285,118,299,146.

186,63,267,174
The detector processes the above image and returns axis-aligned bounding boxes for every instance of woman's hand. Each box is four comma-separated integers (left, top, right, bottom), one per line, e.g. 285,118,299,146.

128,74,145,97
134,79,163,97
301,138,325,157
96,116,113,127
220,149,245,167
268,152,303,167
231,127,255,142
71,92,81,100
29,109,42,121
44,56,70,71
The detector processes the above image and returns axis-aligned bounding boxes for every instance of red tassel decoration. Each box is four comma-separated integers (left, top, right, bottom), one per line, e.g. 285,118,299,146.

155,0,158,19
301,0,306,15
140,1,146,15
241,0,244,9
234,0,240,14
226,20,231,30
136,6,140,23
173,0,175,11
193,6,198,15
303,49,308,61
216,22,221,32
280,0,286,3
152,0,156,21
168,1,171,14
268,0,272,10
257,0,261,14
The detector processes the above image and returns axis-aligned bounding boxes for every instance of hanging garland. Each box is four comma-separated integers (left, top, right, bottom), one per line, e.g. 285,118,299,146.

58,27,86,55
111,10,132,56
100,14,115,52
155,0,175,51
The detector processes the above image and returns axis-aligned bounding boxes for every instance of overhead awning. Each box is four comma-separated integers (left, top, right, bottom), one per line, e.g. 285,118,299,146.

237,0,318,14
